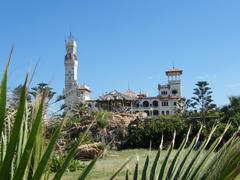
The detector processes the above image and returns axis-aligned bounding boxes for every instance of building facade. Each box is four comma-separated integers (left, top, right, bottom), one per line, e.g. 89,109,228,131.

131,68,183,116
95,68,183,117
63,35,183,117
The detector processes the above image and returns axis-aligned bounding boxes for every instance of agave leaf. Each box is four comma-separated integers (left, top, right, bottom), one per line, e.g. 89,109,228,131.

13,95,44,180
53,121,93,180
133,159,139,180
15,109,27,167
0,49,12,141
174,126,203,179
157,143,173,180
0,75,28,179
189,124,231,180
32,119,65,180
222,140,240,180
109,158,132,180
166,127,191,179
1,133,7,163
202,135,240,180
141,155,149,180
125,168,129,180
78,157,98,180
149,134,163,180
204,128,240,177
181,125,217,180
149,148,161,180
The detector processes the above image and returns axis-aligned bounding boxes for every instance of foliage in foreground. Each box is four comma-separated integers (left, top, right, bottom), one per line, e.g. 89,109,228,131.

118,125,240,180
0,52,98,180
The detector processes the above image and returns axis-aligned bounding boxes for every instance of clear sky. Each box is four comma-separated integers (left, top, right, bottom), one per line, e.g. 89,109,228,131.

0,0,240,107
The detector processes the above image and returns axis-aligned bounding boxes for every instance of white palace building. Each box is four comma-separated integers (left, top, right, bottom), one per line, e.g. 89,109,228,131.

63,35,183,117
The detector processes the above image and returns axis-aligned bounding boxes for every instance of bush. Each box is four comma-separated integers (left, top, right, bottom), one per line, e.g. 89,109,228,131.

125,115,188,149
50,154,86,172
124,113,238,150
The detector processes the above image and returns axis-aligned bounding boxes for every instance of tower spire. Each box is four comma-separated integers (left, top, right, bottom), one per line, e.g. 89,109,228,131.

172,59,175,69
69,32,74,40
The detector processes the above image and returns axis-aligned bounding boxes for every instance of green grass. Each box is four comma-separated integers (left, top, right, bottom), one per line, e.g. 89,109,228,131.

62,149,179,180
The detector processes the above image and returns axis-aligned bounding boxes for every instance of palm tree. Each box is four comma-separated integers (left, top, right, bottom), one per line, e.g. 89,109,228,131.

29,82,56,103
94,110,110,144
71,103,89,119
29,82,56,116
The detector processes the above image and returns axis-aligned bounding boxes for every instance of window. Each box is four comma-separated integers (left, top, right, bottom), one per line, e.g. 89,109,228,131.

162,101,169,106
153,110,159,116
174,102,177,106
153,101,159,107
172,89,178,95
143,101,150,107
161,91,168,95
166,110,170,115
162,111,165,115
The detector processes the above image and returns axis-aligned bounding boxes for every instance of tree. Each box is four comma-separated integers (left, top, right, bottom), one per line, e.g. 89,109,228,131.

8,85,31,109
191,81,216,124
29,82,57,116
177,98,192,114
71,103,89,119
29,82,56,103
221,96,240,125
94,110,110,144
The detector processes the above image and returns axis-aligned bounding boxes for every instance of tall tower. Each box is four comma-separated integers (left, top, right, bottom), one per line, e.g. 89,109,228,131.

165,68,183,97
63,34,91,112
64,33,78,92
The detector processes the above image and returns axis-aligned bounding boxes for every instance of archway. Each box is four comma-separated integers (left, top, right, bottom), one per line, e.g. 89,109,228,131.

152,100,159,107
143,101,150,107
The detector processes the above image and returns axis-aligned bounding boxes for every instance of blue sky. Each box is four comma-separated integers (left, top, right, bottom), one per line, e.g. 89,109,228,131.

0,0,240,106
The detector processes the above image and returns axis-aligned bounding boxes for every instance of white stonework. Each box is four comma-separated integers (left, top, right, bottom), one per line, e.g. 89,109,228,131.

63,34,91,111
131,68,183,116
93,68,183,117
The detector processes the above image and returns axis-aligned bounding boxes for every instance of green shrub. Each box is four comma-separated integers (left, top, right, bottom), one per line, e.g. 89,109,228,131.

125,115,188,149
50,155,86,172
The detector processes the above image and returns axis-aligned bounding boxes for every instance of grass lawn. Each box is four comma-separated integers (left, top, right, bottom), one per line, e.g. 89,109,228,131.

62,149,177,180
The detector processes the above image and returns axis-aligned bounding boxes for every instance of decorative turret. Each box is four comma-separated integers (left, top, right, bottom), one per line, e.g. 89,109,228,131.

166,68,183,81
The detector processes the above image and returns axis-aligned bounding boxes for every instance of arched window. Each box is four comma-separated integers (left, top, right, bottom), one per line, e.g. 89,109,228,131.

143,101,150,107
153,110,159,116
153,100,159,107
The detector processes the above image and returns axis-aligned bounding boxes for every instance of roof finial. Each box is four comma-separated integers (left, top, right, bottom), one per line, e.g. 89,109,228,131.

69,32,74,40
172,59,175,69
